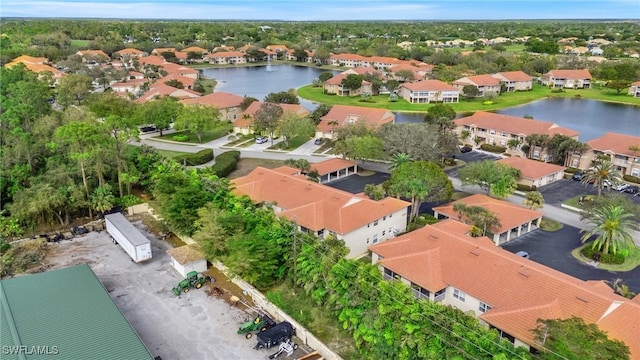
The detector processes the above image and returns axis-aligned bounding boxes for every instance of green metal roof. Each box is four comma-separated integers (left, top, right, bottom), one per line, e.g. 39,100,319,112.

0,264,154,360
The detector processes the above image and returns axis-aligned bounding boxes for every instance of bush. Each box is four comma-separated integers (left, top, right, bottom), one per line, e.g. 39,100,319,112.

516,184,537,191
550,88,564,93
480,144,506,153
564,167,579,174
1,239,47,276
174,149,214,166
117,195,143,208
503,153,512,157
581,245,625,264
210,150,240,177
172,134,189,142
623,175,640,184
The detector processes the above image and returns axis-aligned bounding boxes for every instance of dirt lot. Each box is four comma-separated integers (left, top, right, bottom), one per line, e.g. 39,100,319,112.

42,221,274,360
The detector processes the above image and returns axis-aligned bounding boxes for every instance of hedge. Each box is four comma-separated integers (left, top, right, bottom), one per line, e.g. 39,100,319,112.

564,167,579,174
480,144,507,153
516,184,537,191
211,150,241,177
581,245,625,264
174,149,214,166
623,175,640,184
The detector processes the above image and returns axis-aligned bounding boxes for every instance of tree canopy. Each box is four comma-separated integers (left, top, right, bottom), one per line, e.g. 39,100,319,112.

458,160,521,198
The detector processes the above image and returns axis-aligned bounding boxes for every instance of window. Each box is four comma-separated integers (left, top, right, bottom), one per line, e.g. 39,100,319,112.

366,238,370,243
501,132,507,137
632,168,640,177
372,234,378,243
489,129,496,135
453,289,466,302
383,216,386,221
500,139,506,146
367,223,370,228
434,288,446,302
533,150,540,159
374,220,378,226
489,138,495,145
389,213,392,218
479,302,492,313
382,230,386,236
572,159,579,167
411,283,430,299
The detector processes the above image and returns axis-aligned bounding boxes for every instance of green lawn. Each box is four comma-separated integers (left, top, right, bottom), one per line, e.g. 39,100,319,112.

197,77,218,94
298,83,640,113
71,39,90,47
155,123,232,144
269,135,311,150
155,149,194,158
571,243,640,272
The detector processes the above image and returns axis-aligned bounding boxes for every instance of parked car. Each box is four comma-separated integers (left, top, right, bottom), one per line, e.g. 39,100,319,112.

515,251,530,259
623,185,639,195
460,145,472,153
255,137,268,144
613,183,629,191
571,172,583,181
314,138,323,145
139,125,157,133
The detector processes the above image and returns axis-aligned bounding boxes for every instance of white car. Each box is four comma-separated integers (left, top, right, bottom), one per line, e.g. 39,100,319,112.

613,183,629,191
255,137,268,144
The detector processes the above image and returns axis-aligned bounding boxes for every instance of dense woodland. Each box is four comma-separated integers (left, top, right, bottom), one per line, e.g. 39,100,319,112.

0,19,637,359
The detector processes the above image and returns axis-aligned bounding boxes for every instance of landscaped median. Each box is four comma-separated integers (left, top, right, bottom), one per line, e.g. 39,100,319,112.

571,243,640,272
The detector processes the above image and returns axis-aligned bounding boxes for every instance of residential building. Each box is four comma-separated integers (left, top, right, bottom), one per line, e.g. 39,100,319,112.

316,105,395,139
266,44,288,53
110,78,149,94
491,71,533,92
454,111,579,161
114,48,145,59
0,264,154,359
6,54,48,65
432,194,543,245
181,92,245,121
453,74,502,97
497,157,566,188
629,81,640,98
205,51,247,65
570,132,640,176
397,79,460,104
388,63,433,81
5,56,65,82
135,83,201,103
158,73,197,90
329,53,366,68
234,101,310,135
76,49,109,63
323,72,372,96
151,47,177,56
309,158,359,184
231,164,410,257
369,220,640,358
541,69,592,89
159,63,200,79
182,46,209,55
137,55,167,67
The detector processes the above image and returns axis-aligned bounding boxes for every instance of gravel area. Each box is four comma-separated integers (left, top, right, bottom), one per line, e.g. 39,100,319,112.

43,221,269,360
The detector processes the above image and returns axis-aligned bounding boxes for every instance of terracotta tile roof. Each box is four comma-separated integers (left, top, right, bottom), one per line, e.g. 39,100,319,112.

181,92,244,109
309,158,357,176
111,78,149,90
632,81,640,86
454,111,579,138
182,46,207,53
317,105,395,133
165,243,205,265
6,62,62,78
345,67,383,76
369,220,638,356
493,71,533,82
324,73,349,85
152,47,176,55
545,69,592,80
330,53,366,61
367,56,401,64
231,165,409,235
235,101,310,128
206,51,246,59
587,132,640,158
77,49,109,58
115,48,144,56
399,79,459,92
159,63,199,76
432,194,542,234
213,46,235,52
174,51,188,60
8,55,48,64
497,157,566,180
138,55,167,66
136,84,201,103
453,74,501,87
266,44,288,52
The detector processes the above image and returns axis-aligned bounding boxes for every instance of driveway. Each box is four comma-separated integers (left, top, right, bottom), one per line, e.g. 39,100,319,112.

501,226,640,293
326,172,389,194
456,150,501,164
538,178,599,205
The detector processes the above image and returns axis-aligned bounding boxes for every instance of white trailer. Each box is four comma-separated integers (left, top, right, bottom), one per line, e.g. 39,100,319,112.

104,213,152,263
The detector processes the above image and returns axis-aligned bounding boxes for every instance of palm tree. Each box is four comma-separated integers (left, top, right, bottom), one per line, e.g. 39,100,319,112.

580,205,637,255
507,138,521,151
389,153,412,170
581,158,622,196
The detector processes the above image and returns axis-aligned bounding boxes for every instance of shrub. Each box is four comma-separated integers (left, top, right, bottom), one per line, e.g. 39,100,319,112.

211,150,240,177
174,149,214,166
503,153,512,157
550,88,564,93
482,100,494,105
564,167,579,174
623,175,640,184
516,184,537,191
172,134,189,142
581,245,625,264
1,239,47,276
480,144,506,153
117,195,143,207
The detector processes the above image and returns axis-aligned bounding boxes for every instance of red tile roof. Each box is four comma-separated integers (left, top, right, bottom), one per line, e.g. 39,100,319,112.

159,63,199,76
138,55,167,66
545,69,592,80
181,92,244,109
454,111,579,138
309,158,357,176
8,55,48,64
497,157,566,180
587,132,640,158
317,105,394,133
77,49,109,58
493,71,533,82
206,51,246,59
158,74,196,88
115,48,144,56
136,84,201,103
432,194,542,234
182,46,207,54
369,220,639,357
235,101,310,128
453,74,501,87
231,165,409,235
399,79,459,92
330,53,366,61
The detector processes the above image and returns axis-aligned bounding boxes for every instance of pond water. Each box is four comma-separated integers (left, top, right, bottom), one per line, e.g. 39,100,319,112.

202,65,639,141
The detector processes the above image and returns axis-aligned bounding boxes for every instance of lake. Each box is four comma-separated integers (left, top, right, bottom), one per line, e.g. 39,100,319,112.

202,65,639,141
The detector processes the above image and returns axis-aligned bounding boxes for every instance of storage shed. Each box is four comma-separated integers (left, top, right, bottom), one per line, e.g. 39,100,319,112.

166,243,208,277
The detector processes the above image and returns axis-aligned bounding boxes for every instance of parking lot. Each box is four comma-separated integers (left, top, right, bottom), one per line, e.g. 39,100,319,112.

539,178,640,206
43,220,271,360
326,172,389,194
502,226,640,293
455,150,501,164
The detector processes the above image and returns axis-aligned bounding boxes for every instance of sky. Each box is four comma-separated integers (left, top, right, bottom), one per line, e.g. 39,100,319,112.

1,0,638,20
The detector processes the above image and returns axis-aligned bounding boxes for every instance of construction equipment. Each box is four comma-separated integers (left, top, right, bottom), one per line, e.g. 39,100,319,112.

268,338,298,359
171,271,207,296
238,313,276,339
254,321,296,350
